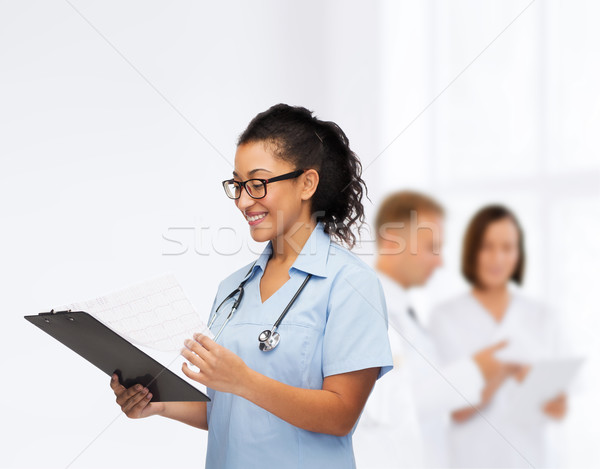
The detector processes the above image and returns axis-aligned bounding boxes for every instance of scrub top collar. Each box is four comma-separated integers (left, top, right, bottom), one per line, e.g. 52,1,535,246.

247,221,331,282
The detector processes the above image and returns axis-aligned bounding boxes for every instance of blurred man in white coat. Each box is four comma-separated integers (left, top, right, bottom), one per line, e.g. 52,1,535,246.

354,191,518,468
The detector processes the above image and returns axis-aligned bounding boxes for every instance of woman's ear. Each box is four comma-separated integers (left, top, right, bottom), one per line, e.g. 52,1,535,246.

300,169,319,201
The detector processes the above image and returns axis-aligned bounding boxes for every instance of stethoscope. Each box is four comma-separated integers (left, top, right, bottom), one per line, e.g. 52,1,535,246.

208,261,312,352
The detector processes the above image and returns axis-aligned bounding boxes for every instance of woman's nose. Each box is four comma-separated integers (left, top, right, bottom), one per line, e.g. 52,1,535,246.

236,187,255,211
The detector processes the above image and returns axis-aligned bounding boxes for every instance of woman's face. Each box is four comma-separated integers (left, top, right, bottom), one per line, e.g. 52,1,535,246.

232,141,309,243
476,217,521,289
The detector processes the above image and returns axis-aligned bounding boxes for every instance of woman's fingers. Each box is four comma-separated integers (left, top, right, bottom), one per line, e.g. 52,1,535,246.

513,364,531,383
180,332,248,393
122,387,152,416
108,374,164,420
180,333,220,370
115,383,142,406
184,337,211,361
181,335,213,376
193,333,217,351
181,345,207,370
130,395,153,418
109,374,154,418
182,361,204,383
110,374,125,394
110,374,139,405
543,393,567,419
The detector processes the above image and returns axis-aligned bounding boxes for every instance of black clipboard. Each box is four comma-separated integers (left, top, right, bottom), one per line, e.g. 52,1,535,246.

25,310,209,402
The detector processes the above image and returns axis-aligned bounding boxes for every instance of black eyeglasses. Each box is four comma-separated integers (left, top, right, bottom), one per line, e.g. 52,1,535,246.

222,169,305,200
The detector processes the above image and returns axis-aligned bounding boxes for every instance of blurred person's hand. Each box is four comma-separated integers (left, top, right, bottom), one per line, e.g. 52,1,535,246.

513,364,532,383
474,341,526,402
110,373,165,419
473,341,512,382
543,393,567,419
453,342,527,423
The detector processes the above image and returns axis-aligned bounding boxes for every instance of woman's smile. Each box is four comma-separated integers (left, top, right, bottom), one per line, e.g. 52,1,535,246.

245,211,268,225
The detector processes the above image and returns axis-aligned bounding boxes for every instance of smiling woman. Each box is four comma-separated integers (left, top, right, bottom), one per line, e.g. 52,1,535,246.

110,103,393,469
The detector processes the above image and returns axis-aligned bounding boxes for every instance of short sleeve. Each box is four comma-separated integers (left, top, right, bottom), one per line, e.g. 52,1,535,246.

323,266,394,379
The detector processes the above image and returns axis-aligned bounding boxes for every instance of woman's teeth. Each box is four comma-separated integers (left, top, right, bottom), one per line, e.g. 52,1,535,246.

247,213,267,222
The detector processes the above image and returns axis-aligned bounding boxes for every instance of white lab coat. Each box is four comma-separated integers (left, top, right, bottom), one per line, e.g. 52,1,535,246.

429,290,565,468
353,273,484,468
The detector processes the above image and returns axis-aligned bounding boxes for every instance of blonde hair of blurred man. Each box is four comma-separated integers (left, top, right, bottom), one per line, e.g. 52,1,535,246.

375,191,444,289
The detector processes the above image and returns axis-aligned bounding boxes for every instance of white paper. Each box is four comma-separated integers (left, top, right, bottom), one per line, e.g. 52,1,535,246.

517,357,583,403
135,342,208,394
506,357,584,424
59,274,214,352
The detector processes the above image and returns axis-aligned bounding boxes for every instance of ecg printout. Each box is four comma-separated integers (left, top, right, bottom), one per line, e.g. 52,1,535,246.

59,274,214,352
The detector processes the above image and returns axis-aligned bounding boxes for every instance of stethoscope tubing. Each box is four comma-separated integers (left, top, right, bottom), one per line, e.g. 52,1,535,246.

208,261,311,349
208,263,256,341
272,273,312,330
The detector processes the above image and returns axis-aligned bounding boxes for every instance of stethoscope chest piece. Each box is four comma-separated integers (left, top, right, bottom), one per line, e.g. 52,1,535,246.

209,263,312,351
258,329,280,352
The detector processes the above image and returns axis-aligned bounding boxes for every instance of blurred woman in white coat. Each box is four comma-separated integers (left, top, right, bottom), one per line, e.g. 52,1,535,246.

429,205,568,468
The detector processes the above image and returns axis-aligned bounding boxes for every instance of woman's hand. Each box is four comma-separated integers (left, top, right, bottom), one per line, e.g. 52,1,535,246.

110,373,165,419
474,341,526,406
543,393,567,420
452,345,530,423
181,333,250,395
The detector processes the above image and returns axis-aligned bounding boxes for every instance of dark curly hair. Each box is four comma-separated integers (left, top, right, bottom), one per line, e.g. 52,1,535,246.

238,103,367,249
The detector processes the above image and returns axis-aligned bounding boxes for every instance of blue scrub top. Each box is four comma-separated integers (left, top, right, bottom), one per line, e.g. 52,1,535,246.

205,222,393,469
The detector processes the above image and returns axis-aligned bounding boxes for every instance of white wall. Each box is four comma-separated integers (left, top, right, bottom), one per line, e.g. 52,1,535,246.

1,1,597,468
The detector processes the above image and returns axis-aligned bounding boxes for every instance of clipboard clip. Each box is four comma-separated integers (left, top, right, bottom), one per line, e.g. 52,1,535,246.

39,309,72,316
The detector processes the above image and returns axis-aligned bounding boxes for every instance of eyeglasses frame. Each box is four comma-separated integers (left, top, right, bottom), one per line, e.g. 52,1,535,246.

222,169,306,200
